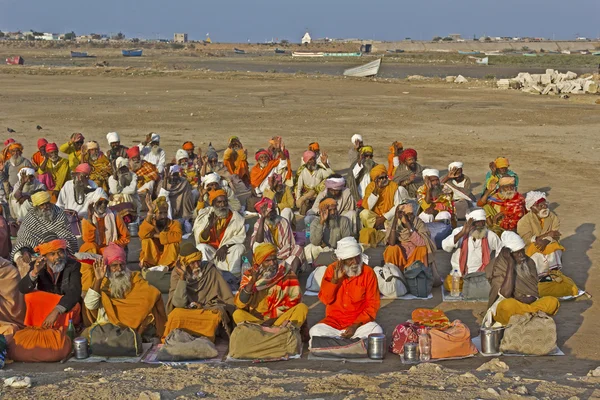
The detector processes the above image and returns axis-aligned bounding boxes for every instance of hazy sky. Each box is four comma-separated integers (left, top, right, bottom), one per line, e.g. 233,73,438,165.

1,0,599,42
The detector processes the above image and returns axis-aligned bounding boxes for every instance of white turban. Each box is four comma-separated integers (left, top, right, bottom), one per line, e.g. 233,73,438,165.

334,237,363,261
435,211,452,221
106,132,120,144
115,157,128,169
448,161,463,170
422,169,440,178
169,165,181,174
467,209,487,222
17,167,36,183
351,134,363,145
525,191,547,211
175,149,189,162
150,133,160,143
202,172,221,187
501,231,526,252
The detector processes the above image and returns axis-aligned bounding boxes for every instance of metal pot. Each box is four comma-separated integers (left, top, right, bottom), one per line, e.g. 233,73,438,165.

73,337,89,359
127,222,139,237
480,327,505,354
367,333,386,360
403,342,419,362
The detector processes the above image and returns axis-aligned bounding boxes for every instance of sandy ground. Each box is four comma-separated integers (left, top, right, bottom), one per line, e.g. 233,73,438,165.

0,63,599,398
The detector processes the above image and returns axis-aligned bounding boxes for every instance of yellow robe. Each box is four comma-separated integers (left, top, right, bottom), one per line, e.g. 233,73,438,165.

37,157,71,196
59,142,83,170
139,219,182,268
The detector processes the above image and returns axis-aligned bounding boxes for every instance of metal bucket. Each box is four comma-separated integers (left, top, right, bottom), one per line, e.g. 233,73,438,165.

127,222,139,237
403,342,419,362
480,327,505,354
367,333,386,360
73,337,89,359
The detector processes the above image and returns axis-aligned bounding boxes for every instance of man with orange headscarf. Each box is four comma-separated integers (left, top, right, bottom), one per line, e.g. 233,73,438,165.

295,150,333,215
482,156,519,196
139,195,182,268
59,132,85,170
1,142,33,202
84,243,166,336
223,137,250,186
18,235,82,328
392,148,423,198
387,141,403,177
359,164,410,247
37,142,71,201
182,141,198,162
234,243,307,327
193,189,246,275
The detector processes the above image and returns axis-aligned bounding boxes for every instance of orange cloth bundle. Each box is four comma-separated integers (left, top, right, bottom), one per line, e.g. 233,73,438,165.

8,326,72,362
411,308,450,328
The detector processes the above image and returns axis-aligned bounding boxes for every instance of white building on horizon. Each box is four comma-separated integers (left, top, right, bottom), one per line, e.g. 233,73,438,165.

301,32,311,44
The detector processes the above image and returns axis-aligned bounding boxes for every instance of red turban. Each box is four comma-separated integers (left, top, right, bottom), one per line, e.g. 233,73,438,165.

74,163,91,174
126,146,140,158
45,143,59,153
209,189,227,205
399,148,417,163
35,239,67,256
254,197,274,213
303,150,316,163
4,139,15,146
255,149,271,162
103,243,127,266
37,138,48,149
182,141,194,151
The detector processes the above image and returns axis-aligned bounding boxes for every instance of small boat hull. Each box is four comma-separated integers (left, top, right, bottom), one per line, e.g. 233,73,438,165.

6,56,24,65
274,48,286,54
343,58,382,78
292,52,324,57
234,48,246,54
458,51,481,55
122,49,143,57
70,51,89,58
323,52,362,57
476,57,489,65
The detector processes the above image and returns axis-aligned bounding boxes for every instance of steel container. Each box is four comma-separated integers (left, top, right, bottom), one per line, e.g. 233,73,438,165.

403,342,419,362
367,333,386,359
127,222,139,237
480,327,505,354
74,337,89,359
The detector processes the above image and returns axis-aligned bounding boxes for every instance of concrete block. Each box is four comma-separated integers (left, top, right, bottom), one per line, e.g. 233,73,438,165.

542,84,558,95
531,74,542,84
545,69,555,75
566,71,577,80
454,75,468,84
541,74,552,85
583,81,598,93
530,84,543,94
446,76,457,83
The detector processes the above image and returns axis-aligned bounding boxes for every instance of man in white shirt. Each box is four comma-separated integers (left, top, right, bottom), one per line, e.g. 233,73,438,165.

295,150,333,215
138,132,166,174
441,161,475,220
56,163,108,218
441,208,503,291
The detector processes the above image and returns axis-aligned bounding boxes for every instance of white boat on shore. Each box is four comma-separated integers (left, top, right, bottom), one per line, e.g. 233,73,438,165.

292,52,324,57
343,58,382,77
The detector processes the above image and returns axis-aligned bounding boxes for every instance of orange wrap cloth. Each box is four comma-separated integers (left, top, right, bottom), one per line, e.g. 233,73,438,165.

182,141,194,151
24,292,81,328
318,198,337,215
495,157,509,168
209,189,227,205
35,239,67,256
369,164,388,180
253,242,278,265
308,142,320,152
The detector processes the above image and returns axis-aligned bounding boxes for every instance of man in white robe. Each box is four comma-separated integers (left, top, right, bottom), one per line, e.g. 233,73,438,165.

108,156,140,214
306,175,357,234
295,150,333,215
9,168,46,222
138,132,166,174
56,163,108,219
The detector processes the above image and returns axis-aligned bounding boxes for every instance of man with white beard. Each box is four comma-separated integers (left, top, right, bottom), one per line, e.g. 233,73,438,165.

138,132,166,174
84,243,166,337
478,176,526,235
486,231,560,326
56,163,108,219
417,169,455,224
127,146,159,198
295,150,333,215
1,142,33,202
11,191,78,276
442,208,503,292
304,198,353,265
108,156,141,215
18,236,82,328
9,168,47,222
309,237,383,347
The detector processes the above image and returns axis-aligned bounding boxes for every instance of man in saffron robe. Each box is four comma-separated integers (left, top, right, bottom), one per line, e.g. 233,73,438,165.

250,148,288,197
387,141,403,177
417,168,455,223
309,237,382,347
139,195,182,268
193,190,246,275
233,243,307,327
486,231,559,326
517,191,579,298
80,196,130,255
223,136,250,186
84,243,166,336
251,197,304,273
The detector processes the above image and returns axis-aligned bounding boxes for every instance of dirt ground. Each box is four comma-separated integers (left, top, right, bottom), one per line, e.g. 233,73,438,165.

0,62,599,399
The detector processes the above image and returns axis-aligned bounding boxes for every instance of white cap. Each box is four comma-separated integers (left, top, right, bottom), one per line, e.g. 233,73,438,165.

115,157,128,169
435,211,452,221
175,149,189,162
448,161,463,170
467,209,487,222
525,191,547,211
422,168,440,178
202,172,221,187
106,132,120,144
351,134,363,145
334,237,363,260
501,231,526,252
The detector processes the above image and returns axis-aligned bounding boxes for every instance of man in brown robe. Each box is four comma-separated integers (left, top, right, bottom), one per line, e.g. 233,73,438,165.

0,257,25,337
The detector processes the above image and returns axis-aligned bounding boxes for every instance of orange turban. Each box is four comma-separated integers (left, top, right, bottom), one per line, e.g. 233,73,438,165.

308,142,320,152
182,141,194,151
495,157,509,168
319,198,337,215
35,239,67,256
253,243,277,266
370,164,388,181
209,189,227,205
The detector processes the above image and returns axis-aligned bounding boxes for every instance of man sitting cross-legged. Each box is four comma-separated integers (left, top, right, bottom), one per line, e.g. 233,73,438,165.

18,236,82,328
233,243,308,328
0,257,25,336
193,189,246,276
306,174,357,235
139,195,182,268
84,243,166,336
309,237,382,347
486,231,559,326
164,243,236,341
251,197,304,273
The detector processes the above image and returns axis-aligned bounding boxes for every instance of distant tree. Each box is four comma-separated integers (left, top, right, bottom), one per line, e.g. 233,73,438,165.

0,31,4,38
132,38,140,43
432,36,442,42
442,36,453,41
112,32,125,40
63,31,76,40
521,46,530,51
280,39,289,44
32,31,43,37
484,37,492,42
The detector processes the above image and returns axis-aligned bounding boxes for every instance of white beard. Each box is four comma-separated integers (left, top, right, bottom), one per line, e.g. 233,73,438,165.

516,261,532,280
109,270,133,299
49,259,66,274
151,146,160,155
537,209,550,218
499,190,515,200
470,227,488,240
10,155,23,166
344,261,363,277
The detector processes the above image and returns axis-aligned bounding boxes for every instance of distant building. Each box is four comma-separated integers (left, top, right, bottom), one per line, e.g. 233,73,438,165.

301,32,311,44
37,32,59,41
448,33,462,41
174,33,188,43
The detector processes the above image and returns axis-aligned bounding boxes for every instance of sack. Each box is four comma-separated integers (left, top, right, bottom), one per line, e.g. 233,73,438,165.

305,266,327,292
426,222,453,249
374,264,408,298
389,322,419,355
429,320,477,359
310,337,367,358
463,272,491,301
403,261,433,298
228,322,301,360
64,209,82,236
500,312,557,355
7,327,71,362
90,323,142,357
363,247,385,268
157,329,218,361
143,270,172,294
